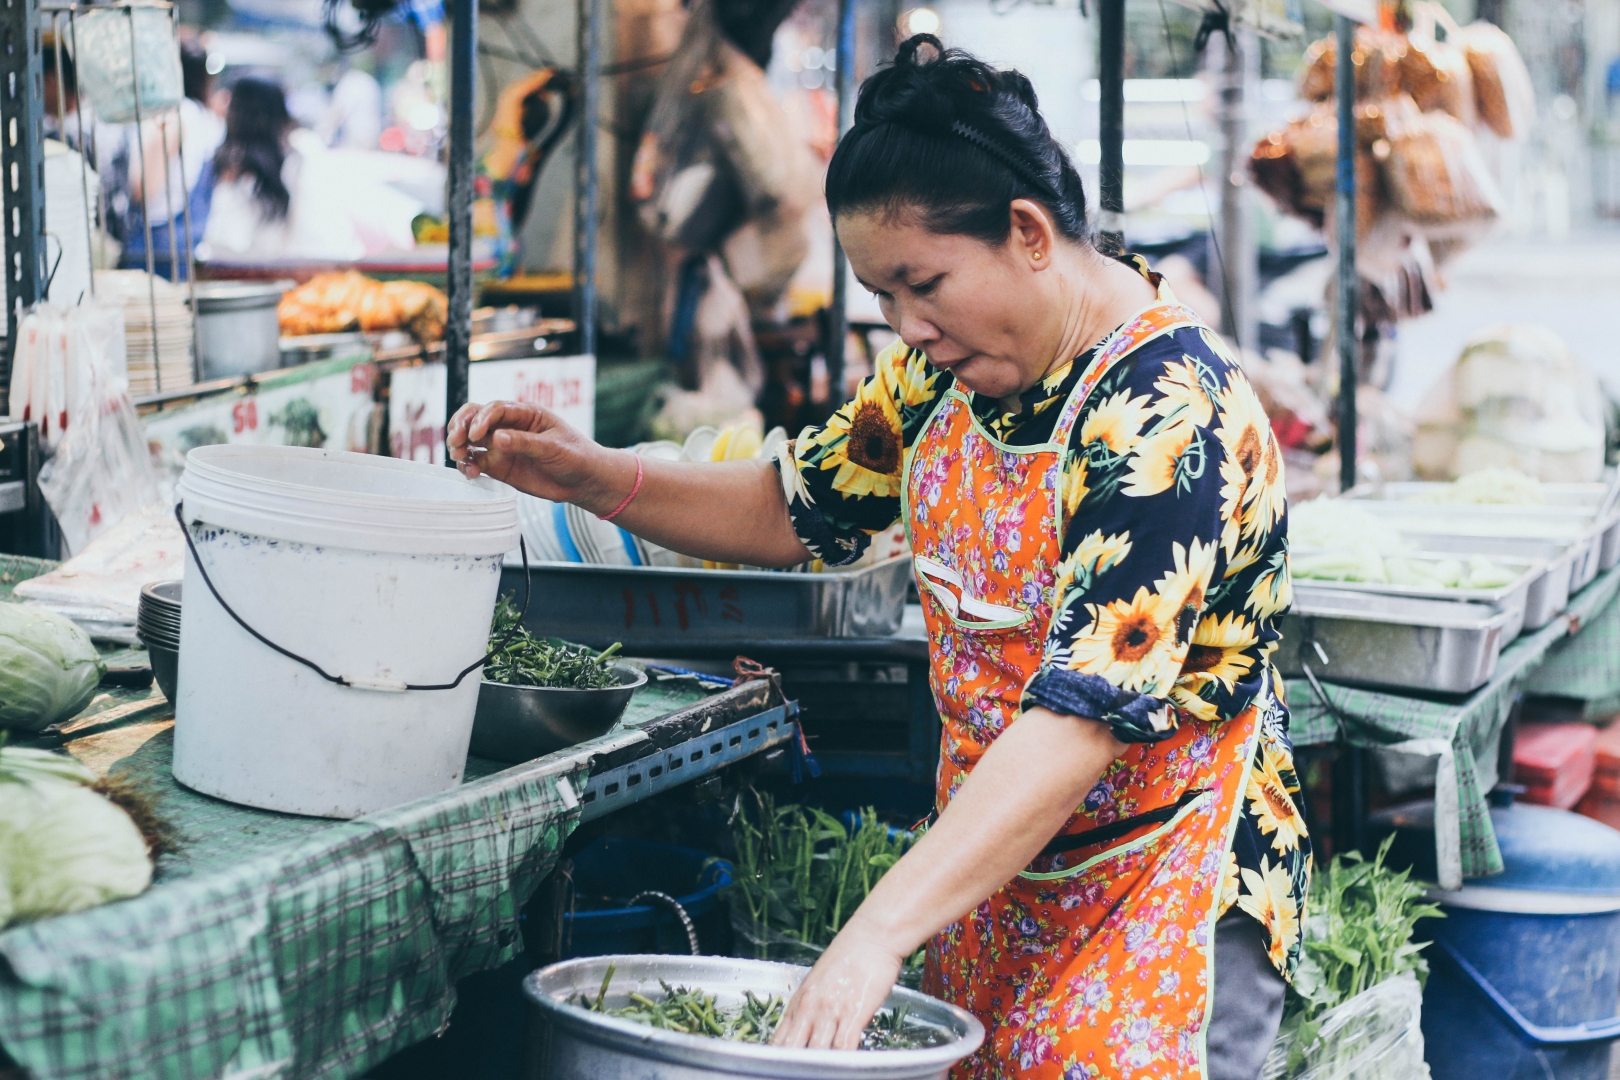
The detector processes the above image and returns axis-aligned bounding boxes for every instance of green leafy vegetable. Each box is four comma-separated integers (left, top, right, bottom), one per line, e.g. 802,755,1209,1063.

0,744,153,928
576,966,948,1050
483,596,622,689
723,792,923,975
1279,836,1444,1069
0,603,105,731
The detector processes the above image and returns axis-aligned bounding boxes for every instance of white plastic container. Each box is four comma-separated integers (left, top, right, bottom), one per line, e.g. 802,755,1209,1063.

172,445,519,818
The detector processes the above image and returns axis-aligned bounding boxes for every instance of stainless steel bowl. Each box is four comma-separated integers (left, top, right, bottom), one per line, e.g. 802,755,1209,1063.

148,641,179,704
524,954,984,1080
469,662,647,762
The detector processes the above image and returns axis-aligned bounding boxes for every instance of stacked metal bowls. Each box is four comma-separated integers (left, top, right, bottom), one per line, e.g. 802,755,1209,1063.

137,581,182,703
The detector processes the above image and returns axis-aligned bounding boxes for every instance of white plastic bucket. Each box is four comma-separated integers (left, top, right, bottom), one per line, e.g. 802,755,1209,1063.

172,445,520,818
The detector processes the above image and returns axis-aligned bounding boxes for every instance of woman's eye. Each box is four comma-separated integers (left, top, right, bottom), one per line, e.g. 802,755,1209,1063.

909,277,940,295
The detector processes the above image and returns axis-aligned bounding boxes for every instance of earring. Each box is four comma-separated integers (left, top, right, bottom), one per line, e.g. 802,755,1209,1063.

1033,251,1043,260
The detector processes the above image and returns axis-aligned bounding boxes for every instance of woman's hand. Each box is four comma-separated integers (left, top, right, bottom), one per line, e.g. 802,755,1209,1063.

771,708,1124,1051
772,923,904,1051
447,398,813,567
447,400,634,514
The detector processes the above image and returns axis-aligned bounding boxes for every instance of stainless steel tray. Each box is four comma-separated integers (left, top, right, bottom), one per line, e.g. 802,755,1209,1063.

1363,506,1604,595
1289,551,1540,641
1389,533,1574,631
1353,481,1613,508
1279,589,1515,694
498,556,912,642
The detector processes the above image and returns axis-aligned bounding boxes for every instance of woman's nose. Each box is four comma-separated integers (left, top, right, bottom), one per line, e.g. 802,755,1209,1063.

894,306,942,348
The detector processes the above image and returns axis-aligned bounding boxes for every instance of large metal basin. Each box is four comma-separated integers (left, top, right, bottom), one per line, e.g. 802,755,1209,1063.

524,954,984,1080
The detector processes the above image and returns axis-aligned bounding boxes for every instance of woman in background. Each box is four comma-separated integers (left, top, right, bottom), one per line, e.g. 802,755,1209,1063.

197,78,300,263
117,36,224,279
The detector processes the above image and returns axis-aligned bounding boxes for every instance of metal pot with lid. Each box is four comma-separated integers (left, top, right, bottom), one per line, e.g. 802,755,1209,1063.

193,280,294,379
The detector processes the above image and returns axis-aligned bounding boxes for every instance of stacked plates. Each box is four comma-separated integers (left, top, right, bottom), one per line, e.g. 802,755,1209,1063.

96,270,195,396
137,580,182,703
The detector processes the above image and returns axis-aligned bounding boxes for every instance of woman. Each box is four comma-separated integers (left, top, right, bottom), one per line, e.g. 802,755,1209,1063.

196,77,298,262
450,38,1309,1080
111,37,225,279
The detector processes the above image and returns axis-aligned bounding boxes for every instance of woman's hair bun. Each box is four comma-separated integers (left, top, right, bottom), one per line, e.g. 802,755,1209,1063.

828,36,1089,246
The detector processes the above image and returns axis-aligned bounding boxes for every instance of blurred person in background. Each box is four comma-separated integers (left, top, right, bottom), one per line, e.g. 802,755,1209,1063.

115,35,225,279
197,77,301,262
319,62,384,150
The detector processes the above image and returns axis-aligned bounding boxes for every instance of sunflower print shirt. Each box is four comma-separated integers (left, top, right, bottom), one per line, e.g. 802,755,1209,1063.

775,273,1311,978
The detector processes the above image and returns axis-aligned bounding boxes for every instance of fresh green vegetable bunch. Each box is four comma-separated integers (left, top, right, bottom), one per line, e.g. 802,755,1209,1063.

578,965,785,1042
0,745,154,928
577,964,948,1050
1279,836,1443,1066
724,792,918,967
483,596,622,689
0,603,104,731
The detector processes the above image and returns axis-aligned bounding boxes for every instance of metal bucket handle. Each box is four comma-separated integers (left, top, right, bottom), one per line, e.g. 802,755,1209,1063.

175,502,532,693
1434,938,1620,1045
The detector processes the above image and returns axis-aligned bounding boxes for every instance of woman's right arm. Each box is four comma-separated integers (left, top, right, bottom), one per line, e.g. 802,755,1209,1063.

446,400,815,568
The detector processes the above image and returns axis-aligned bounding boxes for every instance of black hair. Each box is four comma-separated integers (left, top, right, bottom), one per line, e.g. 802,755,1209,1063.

214,77,292,222
825,35,1089,246
180,38,210,103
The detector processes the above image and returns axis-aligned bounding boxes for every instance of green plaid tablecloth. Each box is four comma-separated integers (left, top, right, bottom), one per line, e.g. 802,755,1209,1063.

1287,563,1620,884
0,677,713,1080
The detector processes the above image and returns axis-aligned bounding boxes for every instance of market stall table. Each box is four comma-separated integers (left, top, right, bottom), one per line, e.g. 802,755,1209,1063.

1289,562,1620,887
0,564,794,1080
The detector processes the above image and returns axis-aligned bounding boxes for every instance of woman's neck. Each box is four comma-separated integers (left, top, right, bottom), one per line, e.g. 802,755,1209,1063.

997,248,1157,413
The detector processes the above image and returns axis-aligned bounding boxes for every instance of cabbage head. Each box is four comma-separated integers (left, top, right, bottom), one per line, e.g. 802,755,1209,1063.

0,747,153,928
0,603,104,731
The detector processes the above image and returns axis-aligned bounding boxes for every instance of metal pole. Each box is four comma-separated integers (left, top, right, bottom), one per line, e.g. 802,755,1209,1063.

127,7,163,392
1216,28,1257,350
170,5,200,377
0,0,48,394
66,13,96,302
1097,0,1125,251
1334,13,1357,494
826,0,856,403
572,0,602,361
444,0,478,443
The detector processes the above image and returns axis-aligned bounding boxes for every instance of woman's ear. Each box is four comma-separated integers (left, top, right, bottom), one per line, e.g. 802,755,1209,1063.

1008,198,1057,270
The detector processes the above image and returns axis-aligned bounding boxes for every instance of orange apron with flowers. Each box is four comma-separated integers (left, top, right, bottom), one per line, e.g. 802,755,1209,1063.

903,304,1266,1080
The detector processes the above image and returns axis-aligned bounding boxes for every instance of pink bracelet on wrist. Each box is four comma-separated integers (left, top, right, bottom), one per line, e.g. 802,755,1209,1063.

598,455,644,522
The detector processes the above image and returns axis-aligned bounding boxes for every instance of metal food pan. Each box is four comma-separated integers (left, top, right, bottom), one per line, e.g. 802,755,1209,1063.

1599,514,1620,570
1288,552,1540,641
1371,508,1602,595
498,556,912,642
1278,589,1515,695
1355,481,1612,508
1387,532,1576,631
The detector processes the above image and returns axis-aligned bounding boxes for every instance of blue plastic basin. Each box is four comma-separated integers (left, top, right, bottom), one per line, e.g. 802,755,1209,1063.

561,837,733,959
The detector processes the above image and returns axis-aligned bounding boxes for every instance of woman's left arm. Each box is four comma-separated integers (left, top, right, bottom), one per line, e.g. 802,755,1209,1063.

771,706,1125,1050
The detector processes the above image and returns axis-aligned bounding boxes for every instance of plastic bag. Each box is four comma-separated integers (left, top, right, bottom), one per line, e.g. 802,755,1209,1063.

1400,12,1476,126
1298,28,1406,103
1458,21,1535,140
1262,972,1432,1080
729,906,926,988
1380,94,1501,227
36,302,160,556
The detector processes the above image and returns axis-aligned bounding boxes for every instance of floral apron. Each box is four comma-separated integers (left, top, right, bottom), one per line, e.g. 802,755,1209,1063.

902,304,1266,1080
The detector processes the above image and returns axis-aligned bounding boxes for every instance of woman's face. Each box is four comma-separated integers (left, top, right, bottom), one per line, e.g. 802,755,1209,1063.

837,208,1053,400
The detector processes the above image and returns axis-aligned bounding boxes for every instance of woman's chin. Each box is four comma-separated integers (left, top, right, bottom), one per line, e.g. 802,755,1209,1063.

949,359,1021,400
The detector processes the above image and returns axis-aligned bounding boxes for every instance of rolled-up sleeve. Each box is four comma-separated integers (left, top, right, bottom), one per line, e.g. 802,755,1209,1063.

1023,328,1288,743
772,340,947,566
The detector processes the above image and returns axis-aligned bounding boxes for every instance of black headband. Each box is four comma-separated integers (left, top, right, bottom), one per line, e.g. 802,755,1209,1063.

950,120,1061,201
